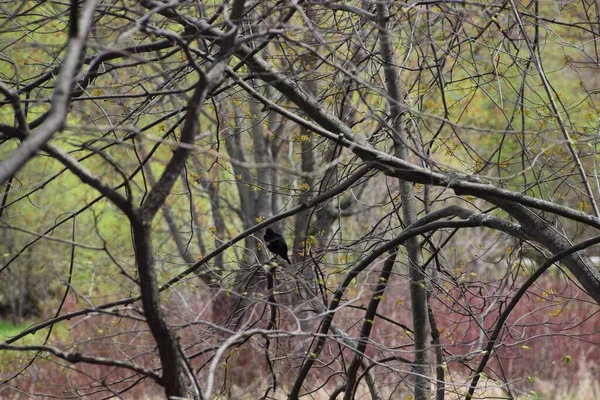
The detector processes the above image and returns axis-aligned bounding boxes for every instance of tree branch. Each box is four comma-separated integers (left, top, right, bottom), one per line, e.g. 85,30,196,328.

0,0,101,184
343,248,397,400
466,233,600,399
0,343,163,385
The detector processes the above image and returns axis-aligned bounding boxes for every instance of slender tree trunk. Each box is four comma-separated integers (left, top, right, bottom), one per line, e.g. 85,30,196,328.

192,154,225,282
376,1,431,398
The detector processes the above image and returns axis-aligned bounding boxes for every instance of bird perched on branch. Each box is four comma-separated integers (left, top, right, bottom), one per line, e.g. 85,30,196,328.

264,228,291,264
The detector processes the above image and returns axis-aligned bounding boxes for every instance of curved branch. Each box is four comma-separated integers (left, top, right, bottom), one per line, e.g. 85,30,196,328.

466,234,600,399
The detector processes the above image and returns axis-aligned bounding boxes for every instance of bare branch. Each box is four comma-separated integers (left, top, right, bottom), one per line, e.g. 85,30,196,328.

0,0,101,184
0,343,163,384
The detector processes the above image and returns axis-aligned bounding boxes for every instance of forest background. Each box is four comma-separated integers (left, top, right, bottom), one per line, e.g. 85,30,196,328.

1,0,600,399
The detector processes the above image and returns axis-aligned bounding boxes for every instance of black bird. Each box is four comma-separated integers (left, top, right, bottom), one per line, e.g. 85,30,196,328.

264,228,291,264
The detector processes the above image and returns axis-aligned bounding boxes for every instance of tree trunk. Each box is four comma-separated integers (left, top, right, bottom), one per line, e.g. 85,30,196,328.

377,1,431,398
131,215,186,397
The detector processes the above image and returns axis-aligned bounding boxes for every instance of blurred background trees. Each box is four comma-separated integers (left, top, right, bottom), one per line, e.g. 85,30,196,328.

1,0,600,399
